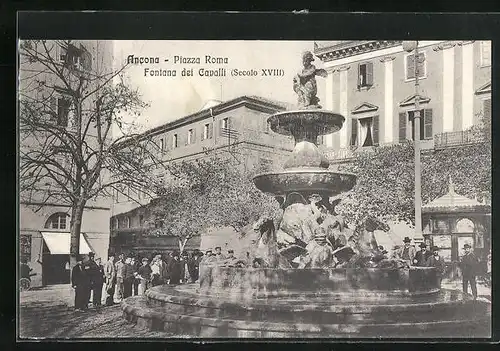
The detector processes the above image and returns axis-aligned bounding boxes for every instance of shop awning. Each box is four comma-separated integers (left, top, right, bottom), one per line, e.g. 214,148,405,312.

40,232,92,254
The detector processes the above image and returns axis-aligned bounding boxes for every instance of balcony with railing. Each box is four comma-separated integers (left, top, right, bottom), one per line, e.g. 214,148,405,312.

434,130,485,149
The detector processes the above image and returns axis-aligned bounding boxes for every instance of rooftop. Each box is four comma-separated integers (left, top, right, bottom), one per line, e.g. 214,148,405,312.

422,177,490,213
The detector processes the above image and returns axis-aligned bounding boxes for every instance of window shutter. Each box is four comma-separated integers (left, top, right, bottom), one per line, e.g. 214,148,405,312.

50,96,57,119
208,123,214,139
483,99,491,119
417,53,425,78
399,112,407,141
201,126,205,141
227,117,232,129
192,128,197,144
406,55,415,80
424,109,433,139
372,115,379,145
366,62,374,86
351,119,358,146
357,63,361,87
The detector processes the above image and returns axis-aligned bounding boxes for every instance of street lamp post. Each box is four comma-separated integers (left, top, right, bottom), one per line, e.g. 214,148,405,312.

402,40,423,239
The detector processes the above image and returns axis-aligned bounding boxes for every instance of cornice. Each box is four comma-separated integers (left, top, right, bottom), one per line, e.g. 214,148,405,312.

457,40,475,46
337,65,351,72
380,56,396,63
315,40,402,63
433,41,457,51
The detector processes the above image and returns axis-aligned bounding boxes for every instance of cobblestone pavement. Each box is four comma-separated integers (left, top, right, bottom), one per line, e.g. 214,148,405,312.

18,284,173,339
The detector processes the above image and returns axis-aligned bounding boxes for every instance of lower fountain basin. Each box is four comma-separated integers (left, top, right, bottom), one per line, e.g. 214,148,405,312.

199,266,440,298
253,169,356,196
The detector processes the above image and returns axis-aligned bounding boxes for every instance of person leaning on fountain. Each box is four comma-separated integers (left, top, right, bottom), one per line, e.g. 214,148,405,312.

414,242,432,267
397,237,416,265
425,246,445,284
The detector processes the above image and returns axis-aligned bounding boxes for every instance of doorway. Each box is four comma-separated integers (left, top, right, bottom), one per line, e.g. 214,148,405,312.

42,241,70,285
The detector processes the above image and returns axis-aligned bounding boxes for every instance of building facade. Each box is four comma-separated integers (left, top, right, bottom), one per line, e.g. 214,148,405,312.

314,40,491,157
110,96,294,255
314,40,491,271
19,40,114,287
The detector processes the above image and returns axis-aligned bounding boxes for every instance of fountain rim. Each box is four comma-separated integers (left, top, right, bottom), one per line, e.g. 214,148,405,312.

252,168,357,179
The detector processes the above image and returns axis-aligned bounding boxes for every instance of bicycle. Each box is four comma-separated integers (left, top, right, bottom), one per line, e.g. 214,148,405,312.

19,273,36,292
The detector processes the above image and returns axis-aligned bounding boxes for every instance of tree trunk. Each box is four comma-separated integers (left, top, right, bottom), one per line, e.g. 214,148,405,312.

69,201,86,270
178,237,189,254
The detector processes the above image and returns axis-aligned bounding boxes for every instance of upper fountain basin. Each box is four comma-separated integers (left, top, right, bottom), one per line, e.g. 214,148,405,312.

268,110,345,139
253,168,356,196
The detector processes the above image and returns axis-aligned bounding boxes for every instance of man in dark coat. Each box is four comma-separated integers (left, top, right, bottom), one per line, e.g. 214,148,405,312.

413,242,431,267
92,257,105,308
123,257,135,298
460,243,479,299
85,252,101,308
71,256,91,311
426,246,446,285
168,251,182,285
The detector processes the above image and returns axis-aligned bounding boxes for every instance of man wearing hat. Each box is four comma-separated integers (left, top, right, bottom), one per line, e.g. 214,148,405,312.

167,251,182,285
426,246,446,284
397,237,416,265
460,243,479,299
414,242,432,267
214,246,226,262
71,255,91,311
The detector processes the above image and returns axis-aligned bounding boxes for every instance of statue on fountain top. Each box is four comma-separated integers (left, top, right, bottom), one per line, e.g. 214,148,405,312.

293,51,328,109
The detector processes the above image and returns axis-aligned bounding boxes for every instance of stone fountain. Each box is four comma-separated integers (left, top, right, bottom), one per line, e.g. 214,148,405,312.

121,51,490,338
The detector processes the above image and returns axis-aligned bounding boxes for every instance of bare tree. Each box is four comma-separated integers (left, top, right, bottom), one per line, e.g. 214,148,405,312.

19,40,166,269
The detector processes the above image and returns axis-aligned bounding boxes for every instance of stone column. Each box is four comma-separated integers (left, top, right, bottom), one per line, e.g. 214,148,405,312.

459,41,475,130
381,56,395,143
435,42,456,132
338,65,350,148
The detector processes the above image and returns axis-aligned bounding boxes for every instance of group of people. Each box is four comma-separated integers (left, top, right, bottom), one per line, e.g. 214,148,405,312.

71,249,209,311
392,237,483,300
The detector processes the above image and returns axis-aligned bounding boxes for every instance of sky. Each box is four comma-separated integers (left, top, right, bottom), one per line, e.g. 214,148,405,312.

112,40,328,133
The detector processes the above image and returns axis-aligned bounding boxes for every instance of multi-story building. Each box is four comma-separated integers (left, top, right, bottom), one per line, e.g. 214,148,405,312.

19,40,114,287
314,40,491,158
314,40,491,270
110,95,294,255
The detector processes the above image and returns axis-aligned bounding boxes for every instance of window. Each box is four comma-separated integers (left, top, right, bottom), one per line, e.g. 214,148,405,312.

480,41,491,67
187,128,194,145
112,218,118,229
56,97,71,127
159,138,164,151
139,215,144,227
126,216,131,229
351,116,379,147
483,98,491,119
173,134,178,148
203,124,210,140
405,52,426,80
44,213,69,230
59,43,92,71
20,235,32,261
399,109,433,141
222,117,229,130
358,62,374,88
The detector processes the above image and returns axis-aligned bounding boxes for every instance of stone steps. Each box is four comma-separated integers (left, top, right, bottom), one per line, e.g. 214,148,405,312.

122,295,491,338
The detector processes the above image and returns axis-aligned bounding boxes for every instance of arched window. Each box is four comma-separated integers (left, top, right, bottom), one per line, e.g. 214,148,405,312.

44,212,70,230
455,218,475,233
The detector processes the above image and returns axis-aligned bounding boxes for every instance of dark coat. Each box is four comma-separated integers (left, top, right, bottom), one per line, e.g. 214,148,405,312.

414,250,432,266
71,264,90,287
460,252,479,278
124,263,135,281
426,255,446,275
168,259,182,284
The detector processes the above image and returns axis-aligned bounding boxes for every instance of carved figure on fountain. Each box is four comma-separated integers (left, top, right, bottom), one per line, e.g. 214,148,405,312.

293,51,328,109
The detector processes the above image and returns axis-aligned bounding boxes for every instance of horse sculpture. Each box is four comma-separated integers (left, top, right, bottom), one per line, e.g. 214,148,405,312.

251,216,292,268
